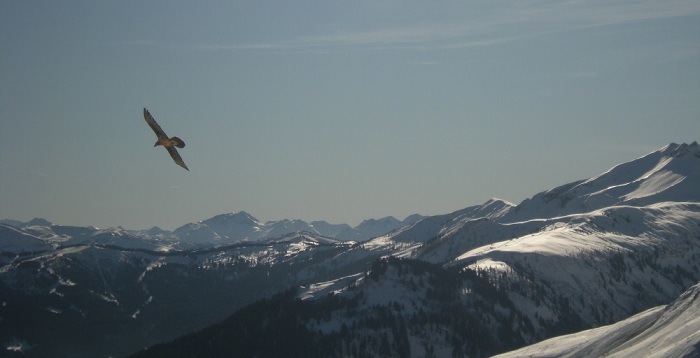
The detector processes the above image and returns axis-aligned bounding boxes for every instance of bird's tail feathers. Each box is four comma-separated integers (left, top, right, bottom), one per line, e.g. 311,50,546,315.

171,137,186,148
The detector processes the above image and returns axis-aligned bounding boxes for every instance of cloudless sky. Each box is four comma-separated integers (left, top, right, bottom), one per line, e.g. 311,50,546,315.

1,1,699,230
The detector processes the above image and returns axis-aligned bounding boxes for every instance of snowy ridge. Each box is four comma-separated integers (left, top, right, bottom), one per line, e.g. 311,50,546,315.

1,212,424,251
504,141,700,223
0,224,52,255
382,198,516,245
169,211,424,245
495,280,700,358
442,202,700,328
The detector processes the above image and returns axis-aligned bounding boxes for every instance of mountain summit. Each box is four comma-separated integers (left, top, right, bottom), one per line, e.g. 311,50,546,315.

504,141,700,222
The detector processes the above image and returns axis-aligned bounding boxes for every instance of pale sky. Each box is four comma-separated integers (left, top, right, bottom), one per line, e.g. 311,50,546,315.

1,1,699,230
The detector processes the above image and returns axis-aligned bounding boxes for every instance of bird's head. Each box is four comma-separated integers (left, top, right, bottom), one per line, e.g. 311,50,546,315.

153,142,159,147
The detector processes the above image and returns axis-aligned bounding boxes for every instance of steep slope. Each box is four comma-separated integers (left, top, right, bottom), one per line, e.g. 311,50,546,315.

388,198,515,245
503,141,700,223
608,280,700,357
0,225,53,257
132,258,534,358
415,201,700,329
495,280,700,358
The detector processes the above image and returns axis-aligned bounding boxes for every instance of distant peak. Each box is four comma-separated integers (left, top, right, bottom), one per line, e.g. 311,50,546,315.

661,141,700,158
233,211,257,219
483,198,515,207
359,216,399,226
147,226,170,235
26,217,52,227
207,211,259,223
403,214,425,224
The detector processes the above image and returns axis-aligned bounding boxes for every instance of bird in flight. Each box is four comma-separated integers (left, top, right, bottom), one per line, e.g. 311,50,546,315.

143,108,189,171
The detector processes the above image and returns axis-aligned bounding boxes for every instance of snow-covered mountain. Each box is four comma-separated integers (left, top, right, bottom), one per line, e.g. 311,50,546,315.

335,215,425,242
170,211,424,245
502,141,700,223
2,142,700,357
495,280,700,358
173,211,263,243
1,211,424,251
0,225,53,255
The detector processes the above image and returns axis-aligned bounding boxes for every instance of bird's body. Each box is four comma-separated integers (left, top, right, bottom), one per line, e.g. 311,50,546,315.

155,137,185,148
143,108,189,171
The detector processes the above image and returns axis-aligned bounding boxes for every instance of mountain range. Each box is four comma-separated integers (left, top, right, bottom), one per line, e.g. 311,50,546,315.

1,141,699,357
1,211,423,254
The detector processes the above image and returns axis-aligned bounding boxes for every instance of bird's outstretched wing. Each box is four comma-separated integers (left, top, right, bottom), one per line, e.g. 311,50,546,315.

166,146,189,171
143,108,168,139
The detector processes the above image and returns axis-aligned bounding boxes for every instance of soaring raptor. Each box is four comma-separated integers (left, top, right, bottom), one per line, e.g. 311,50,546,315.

143,108,189,171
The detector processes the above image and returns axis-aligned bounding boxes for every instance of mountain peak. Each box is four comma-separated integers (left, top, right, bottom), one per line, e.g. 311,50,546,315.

201,211,261,228
505,142,700,222
357,216,400,227
481,198,516,213
660,141,700,158
403,214,425,224
145,226,170,236
25,217,52,227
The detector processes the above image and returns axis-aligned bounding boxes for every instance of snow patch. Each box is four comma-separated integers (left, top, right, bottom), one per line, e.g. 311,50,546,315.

4,338,35,353
298,274,363,300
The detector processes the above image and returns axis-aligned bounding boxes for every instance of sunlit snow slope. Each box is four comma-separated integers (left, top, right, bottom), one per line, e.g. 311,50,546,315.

495,280,700,358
